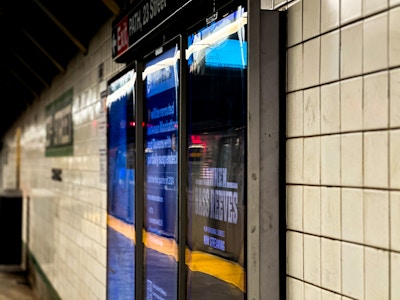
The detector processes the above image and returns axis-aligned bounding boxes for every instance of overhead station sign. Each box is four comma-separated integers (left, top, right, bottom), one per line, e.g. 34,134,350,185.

112,0,181,59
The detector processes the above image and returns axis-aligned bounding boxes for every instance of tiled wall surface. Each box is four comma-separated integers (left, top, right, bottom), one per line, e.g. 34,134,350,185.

285,0,400,299
0,0,399,299
1,19,124,300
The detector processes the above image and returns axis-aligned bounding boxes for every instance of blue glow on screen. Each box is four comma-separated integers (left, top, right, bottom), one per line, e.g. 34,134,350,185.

204,39,247,68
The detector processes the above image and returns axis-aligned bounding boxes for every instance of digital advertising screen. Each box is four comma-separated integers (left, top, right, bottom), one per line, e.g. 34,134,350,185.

186,6,247,299
106,68,136,299
143,43,180,300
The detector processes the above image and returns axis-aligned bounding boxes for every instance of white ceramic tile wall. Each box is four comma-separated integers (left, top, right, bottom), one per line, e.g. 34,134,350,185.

287,185,303,231
287,91,304,137
341,133,363,186
321,135,340,185
389,7,400,67
303,38,320,88
303,87,320,135
287,44,303,91
287,277,304,300
285,0,400,298
0,17,123,300
363,71,389,130
320,30,340,83
341,22,363,78
340,77,363,132
365,247,389,299
341,0,362,24
392,252,400,299
321,82,340,134
303,0,320,40
391,192,400,251
286,231,304,279
1,0,399,298
321,238,341,292
304,283,321,299
391,69,400,127
341,188,364,243
363,13,388,73
321,187,341,239
321,0,339,33
304,234,321,285
364,131,388,188
342,242,364,298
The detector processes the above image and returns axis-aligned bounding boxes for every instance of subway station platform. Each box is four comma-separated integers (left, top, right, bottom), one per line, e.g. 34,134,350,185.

0,266,37,300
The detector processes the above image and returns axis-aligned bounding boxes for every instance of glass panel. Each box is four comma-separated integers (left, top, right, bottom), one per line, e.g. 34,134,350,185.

107,69,136,299
186,6,247,300
143,44,180,300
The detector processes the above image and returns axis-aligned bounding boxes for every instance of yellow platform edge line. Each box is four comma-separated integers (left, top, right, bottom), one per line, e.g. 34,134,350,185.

107,214,245,292
107,214,136,243
185,249,246,293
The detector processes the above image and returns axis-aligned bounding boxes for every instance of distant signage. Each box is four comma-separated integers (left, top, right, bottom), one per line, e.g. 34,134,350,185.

112,0,180,59
45,88,73,157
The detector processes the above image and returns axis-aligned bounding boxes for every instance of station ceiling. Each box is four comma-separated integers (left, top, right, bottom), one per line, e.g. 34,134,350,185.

0,0,125,140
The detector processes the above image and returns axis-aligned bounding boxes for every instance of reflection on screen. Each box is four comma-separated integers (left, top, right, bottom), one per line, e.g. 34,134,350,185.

107,69,136,300
143,44,180,300
186,6,247,300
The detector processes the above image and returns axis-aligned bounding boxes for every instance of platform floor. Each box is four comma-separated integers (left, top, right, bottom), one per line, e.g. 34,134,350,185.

0,266,37,300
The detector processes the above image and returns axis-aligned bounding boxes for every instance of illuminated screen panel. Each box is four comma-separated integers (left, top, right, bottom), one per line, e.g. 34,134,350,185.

106,69,136,300
143,44,180,300
186,6,247,299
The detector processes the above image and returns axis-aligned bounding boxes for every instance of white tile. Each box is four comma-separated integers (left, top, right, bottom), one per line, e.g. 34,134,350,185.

365,247,389,300
391,192,400,251
321,135,340,186
303,0,320,40
341,242,364,299
287,45,303,92
364,131,389,189
340,22,363,78
321,187,341,239
341,0,362,24
287,0,303,47
287,185,303,231
363,0,388,16
286,138,303,183
303,38,320,88
390,7,400,67
341,133,363,187
321,30,340,84
363,71,389,130
304,137,321,185
321,83,340,134
391,0,400,6
286,231,303,279
304,283,321,299
321,290,341,300
321,238,341,292
390,69,400,127
304,186,321,235
340,77,363,132
391,130,400,189
287,277,304,300
364,13,388,73
341,188,364,243
364,189,389,248
287,91,303,137
303,87,320,135
304,234,321,285
392,252,400,300
321,0,340,33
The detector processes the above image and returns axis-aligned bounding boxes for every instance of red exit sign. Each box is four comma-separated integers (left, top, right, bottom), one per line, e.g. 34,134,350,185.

114,16,129,57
